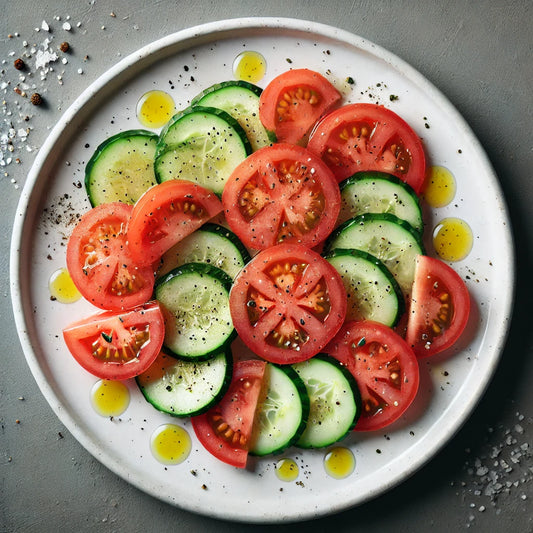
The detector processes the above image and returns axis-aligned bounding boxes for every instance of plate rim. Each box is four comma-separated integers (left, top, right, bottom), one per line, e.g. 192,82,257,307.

10,16,516,523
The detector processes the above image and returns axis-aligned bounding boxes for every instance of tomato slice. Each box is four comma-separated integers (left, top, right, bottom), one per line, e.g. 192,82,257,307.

405,255,470,357
191,359,266,468
127,180,223,266
222,144,340,250
307,103,427,193
63,301,165,380
326,320,419,431
66,202,155,310
259,68,341,145
230,243,347,364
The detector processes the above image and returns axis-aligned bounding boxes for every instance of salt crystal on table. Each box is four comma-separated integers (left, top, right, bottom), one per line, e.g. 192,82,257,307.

36,49,58,70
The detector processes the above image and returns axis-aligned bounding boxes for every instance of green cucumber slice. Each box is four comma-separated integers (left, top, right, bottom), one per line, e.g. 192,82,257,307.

157,223,251,280
191,81,273,151
325,248,404,327
293,355,360,449
249,364,310,456
155,106,251,195
339,171,423,233
324,213,425,297
85,129,158,206
155,263,235,360
136,349,232,417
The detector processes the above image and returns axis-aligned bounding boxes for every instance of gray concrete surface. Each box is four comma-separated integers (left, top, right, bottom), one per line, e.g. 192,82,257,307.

1,1,532,531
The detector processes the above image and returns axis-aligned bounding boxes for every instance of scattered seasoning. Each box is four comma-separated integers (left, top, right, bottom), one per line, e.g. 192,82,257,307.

346,76,355,85
453,410,532,528
13,58,25,70
59,41,70,53
389,94,399,101
30,93,43,106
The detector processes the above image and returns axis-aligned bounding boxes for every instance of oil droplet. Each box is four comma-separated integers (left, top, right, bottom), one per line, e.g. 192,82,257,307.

49,267,81,304
136,90,175,129
90,379,130,417
423,165,456,208
150,424,191,465
324,446,355,479
233,51,266,83
275,458,299,482
433,217,473,261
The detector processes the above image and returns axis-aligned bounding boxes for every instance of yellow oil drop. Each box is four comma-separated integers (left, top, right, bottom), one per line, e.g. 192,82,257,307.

233,51,266,83
423,165,456,208
49,267,81,304
150,424,191,465
90,379,130,417
433,217,473,261
324,446,355,479
136,90,175,129
275,458,299,482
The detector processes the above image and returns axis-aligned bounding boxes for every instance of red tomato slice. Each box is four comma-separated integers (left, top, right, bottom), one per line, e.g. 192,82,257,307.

191,359,266,468
66,202,155,310
63,301,165,380
406,255,470,357
230,243,347,364
222,144,340,250
326,320,420,431
127,180,223,266
307,103,427,193
259,68,341,145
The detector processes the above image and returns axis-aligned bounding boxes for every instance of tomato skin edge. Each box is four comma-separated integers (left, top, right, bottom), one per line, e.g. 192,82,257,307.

259,68,342,145
62,301,165,381
127,180,223,267
325,320,420,432
222,143,341,251
307,103,427,193
229,243,347,365
191,360,266,468
66,202,156,311
406,255,471,358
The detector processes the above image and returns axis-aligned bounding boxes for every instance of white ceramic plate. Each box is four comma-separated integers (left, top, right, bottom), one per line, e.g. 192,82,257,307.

11,18,514,523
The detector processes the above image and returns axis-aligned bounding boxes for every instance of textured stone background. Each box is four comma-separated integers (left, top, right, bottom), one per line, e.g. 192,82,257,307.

1,1,531,531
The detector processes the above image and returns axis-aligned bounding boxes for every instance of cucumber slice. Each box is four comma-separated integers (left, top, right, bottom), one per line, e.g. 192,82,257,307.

249,364,310,456
136,349,232,417
325,248,404,327
155,106,251,195
191,81,273,151
293,355,360,449
324,213,425,296
85,129,158,206
155,263,235,360
339,171,423,233
157,223,251,280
